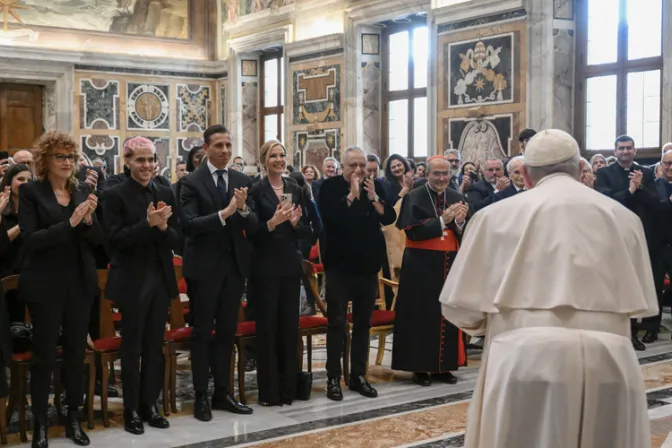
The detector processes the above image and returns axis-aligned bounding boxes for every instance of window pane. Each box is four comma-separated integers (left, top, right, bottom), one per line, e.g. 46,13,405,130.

413,27,428,89
388,100,408,157
413,97,427,157
627,70,660,148
585,76,617,150
280,113,284,144
264,114,278,142
587,0,619,65
388,31,409,91
264,59,278,108
627,0,662,60
280,57,285,106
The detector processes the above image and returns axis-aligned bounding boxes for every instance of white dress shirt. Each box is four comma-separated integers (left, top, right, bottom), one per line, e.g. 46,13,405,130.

207,160,249,226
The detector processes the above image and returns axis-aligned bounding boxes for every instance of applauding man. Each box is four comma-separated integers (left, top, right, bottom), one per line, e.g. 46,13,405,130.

318,146,396,401
103,137,181,435
180,125,257,420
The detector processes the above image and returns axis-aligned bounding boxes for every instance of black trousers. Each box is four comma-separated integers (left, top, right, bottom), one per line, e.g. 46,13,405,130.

28,284,91,417
188,255,244,392
119,270,169,410
248,275,300,403
643,245,672,331
325,271,377,379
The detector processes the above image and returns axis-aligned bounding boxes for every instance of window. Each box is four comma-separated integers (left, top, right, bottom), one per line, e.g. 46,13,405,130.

575,0,663,154
383,21,429,160
260,52,284,144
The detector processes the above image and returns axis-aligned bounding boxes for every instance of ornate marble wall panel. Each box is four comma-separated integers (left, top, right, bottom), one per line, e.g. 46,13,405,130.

554,0,574,20
241,81,259,165
362,61,381,156
219,80,227,125
294,128,341,169
177,137,205,163
176,84,211,132
81,135,120,175
74,71,216,177
292,65,341,125
79,79,120,130
553,29,574,134
437,20,527,157
126,83,171,131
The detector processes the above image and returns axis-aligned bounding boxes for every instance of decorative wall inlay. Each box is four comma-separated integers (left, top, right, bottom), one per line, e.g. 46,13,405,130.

288,48,344,65
177,137,204,162
43,83,57,131
143,137,172,180
554,0,574,20
241,60,258,77
444,114,513,161
447,32,514,109
81,135,120,175
437,9,526,34
126,83,170,131
176,84,211,132
79,79,119,130
293,65,341,125
220,83,226,125
362,61,381,156
294,128,340,169
362,34,380,55
75,65,227,80
242,81,259,165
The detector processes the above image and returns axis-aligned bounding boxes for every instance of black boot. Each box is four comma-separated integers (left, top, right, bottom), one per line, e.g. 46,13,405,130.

326,377,343,401
193,391,212,422
65,409,90,446
31,416,48,448
123,409,144,435
211,388,253,415
139,404,169,429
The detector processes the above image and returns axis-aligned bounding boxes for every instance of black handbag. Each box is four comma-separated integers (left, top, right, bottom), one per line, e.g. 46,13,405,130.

296,371,313,401
9,322,32,353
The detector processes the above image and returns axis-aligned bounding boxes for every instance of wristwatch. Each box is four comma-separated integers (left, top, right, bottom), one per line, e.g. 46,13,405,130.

372,193,379,203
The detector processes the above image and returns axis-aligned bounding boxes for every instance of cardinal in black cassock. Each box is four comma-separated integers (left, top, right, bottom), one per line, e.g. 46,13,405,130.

392,156,469,386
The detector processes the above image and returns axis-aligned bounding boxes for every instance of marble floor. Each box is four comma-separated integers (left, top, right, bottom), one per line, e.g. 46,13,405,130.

6,329,672,447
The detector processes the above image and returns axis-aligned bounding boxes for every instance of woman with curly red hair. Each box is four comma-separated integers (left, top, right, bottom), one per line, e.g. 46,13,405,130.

19,131,102,447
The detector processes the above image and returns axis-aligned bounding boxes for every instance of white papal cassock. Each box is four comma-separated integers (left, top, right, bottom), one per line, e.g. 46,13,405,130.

439,173,659,448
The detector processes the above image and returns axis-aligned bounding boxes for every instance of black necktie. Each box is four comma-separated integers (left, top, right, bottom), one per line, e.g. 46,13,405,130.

215,170,229,204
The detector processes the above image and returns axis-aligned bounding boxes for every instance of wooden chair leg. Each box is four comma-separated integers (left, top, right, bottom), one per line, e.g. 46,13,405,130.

17,364,27,443
170,347,178,414
162,344,171,416
343,328,351,384
100,354,110,428
307,335,313,373
0,396,7,444
86,356,95,430
375,333,387,366
237,340,247,405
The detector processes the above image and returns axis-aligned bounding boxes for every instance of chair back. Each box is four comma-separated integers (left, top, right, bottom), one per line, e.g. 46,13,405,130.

96,269,116,340
170,259,187,329
377,270,399,311
302,260,327,315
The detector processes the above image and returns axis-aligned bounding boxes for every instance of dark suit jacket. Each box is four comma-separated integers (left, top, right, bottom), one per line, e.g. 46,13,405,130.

465,179,496,211
492,183,523,202
180,165,258,280
102,178,181,306
596,163,663,253
18,180,103,303
311,177,325,202
0,228,12,394
247,177,311,277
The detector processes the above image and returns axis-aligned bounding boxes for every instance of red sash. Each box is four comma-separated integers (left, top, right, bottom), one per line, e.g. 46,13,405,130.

405,229,458,252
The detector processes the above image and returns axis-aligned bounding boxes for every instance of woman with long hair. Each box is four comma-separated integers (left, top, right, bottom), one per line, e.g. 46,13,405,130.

19,131,102,447
301,165,320,187
383,154,414,205
247,140,308,406
590,154,607,173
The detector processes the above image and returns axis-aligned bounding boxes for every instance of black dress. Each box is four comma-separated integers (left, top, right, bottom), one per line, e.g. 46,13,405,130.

0,210,24,323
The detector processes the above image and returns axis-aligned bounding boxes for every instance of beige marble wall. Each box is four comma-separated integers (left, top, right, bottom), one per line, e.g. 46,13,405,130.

361,29,382,157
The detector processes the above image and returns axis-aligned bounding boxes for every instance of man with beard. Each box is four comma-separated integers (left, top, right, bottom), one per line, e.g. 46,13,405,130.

392,156,469,386
465,158,510,211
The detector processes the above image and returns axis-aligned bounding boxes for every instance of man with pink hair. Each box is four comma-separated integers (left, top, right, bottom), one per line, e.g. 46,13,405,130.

102,137,171,191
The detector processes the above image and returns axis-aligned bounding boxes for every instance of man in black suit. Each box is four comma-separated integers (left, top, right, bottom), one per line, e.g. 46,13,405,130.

596,135,662,348
652,150,672,341
311,156,339,201
465,158,510,211
103,137,180,434
180,125,257,420
493,156,526,202
318,146,396,401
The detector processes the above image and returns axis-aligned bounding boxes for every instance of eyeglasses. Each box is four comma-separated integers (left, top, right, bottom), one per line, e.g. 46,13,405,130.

50,154,78,163
662,161,672,166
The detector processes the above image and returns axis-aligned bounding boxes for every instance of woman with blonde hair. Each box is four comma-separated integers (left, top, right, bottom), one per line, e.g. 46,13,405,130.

19,131,102,447
247,140,308,406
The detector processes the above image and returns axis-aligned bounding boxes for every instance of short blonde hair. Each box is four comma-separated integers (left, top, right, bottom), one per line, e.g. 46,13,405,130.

259,140,287,173
33,130,81,191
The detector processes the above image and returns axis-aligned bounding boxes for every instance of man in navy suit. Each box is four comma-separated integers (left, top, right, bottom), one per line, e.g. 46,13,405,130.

465,158,511,211
494,156,526,202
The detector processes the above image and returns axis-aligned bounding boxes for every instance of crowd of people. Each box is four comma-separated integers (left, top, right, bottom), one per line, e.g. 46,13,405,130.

0,123,667,448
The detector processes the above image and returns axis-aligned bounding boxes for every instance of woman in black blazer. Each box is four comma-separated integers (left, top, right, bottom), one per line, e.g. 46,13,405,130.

19,131,102,448
247,140,310,406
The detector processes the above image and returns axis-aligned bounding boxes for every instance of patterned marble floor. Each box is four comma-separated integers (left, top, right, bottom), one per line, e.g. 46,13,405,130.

6,329,672,447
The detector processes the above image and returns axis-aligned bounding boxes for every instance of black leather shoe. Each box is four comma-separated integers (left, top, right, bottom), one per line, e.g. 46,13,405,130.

31,416,48,448
434,372,458,384
94,380,119,398
211,389,253,415
139,404,169,429
281,399,292,406
643,331,658,344
123,409,144,435
412,372,431,387
632,336,646,351
65,409,90,445
348,375,378,398
194,392,212,422
326,377,343,401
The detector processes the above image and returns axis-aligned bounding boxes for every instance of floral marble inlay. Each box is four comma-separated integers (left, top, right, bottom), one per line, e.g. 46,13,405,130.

81,135,120,175
176,84,211,133
79,79,120,130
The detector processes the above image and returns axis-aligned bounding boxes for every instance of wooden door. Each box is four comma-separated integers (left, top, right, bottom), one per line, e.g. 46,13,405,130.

0,84,43,153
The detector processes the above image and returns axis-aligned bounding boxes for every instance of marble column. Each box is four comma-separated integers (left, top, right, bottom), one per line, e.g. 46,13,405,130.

526,0,554,131
343,17,363,150
227,49,244,159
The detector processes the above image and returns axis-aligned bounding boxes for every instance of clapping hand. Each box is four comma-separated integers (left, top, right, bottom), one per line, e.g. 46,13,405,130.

495,176,510,191
454,202,469,224
349,174,361,199
0,187,10,220
402,172,414,190
148,202,172,230
363,176,377,201
84,169,98,193
220,195,240,221
269,202,294,229
70,199,94,228
629,170,643,193
233,187,248,210
82,194,98,225
441,203,461,224
289,204,303,228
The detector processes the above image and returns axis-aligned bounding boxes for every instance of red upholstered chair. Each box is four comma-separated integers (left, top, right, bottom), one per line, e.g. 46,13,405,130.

2,275,95,441
299,261,329,374
343,271,398,383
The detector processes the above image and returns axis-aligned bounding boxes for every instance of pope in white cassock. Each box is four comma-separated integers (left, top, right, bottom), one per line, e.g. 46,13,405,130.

439,129,658,448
